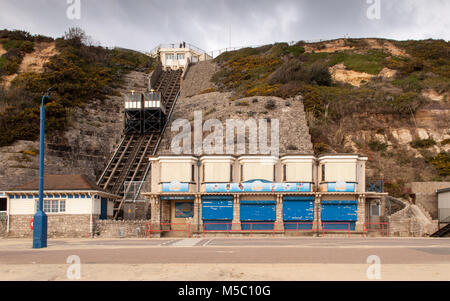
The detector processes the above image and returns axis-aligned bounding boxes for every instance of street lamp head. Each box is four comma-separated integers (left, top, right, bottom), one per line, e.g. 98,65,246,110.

47,87,56,96
42,87,56,105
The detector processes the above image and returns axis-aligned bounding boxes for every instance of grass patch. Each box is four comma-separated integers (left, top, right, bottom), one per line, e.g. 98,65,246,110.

441,139,450,146
368,140,388,152
431,152,450,176
410,138,437,149
198,87,216,95
328,49,389,75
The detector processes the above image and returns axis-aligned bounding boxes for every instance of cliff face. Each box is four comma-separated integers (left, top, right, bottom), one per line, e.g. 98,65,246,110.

156,60,313,156
0,71,147,190
157,92,313,156
207,38,450,197
1,33,448,199
0,29,153,190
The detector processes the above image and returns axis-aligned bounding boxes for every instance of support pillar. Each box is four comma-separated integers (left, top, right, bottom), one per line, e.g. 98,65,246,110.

314,194,323,233
231,194,241,230
274,194,284,231
194,194,203,234
355,194,366,232
150,196,161,237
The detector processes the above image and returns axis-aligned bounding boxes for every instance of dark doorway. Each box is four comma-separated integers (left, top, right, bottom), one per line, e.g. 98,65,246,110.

0,198,6,211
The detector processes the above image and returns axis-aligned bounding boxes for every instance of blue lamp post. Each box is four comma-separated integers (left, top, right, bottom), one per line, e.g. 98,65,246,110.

33,88,55,249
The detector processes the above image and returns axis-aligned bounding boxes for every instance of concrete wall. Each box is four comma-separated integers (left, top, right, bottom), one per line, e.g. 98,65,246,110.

411,182,450,219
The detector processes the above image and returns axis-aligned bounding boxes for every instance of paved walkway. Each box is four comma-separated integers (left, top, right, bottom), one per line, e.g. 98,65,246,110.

0,237,448,280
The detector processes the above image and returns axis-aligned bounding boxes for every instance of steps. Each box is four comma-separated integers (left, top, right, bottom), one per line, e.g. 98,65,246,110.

430,223,450,237
97,68,183,219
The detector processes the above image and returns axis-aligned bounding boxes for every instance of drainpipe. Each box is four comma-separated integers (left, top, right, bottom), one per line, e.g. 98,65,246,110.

197,159,201,232
7,196,10,234
89,193,93,238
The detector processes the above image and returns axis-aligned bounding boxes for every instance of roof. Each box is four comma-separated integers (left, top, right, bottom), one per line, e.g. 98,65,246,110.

10,174,104,192
437,187,450,194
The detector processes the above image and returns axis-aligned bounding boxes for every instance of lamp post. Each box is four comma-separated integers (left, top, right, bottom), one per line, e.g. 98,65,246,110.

33,88,55,249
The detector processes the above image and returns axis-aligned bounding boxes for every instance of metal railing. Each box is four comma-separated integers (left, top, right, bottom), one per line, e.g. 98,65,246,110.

363,222,389,237
145,223,191,237
201,222,353,237
366,180,384,193
148,38,344,60
0,211,7,221
123,181,150,202
148,43,208,56
149,63,163,90
205,39,326,59
122,90,181,206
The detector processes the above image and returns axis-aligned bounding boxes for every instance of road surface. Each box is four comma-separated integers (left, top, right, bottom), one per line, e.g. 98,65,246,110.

0,237,449,280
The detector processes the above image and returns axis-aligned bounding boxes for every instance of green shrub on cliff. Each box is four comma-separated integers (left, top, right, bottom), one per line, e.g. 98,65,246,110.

0,28,154,147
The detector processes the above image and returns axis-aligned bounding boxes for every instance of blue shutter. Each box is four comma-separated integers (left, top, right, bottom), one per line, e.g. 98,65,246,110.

202,195,234,230
283,196,315,230
240,200,276,230
321,200,357,230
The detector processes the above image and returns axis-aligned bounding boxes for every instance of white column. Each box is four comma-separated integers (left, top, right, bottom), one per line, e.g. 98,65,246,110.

315,194,323,232
231,194,241,230
275,194,284,231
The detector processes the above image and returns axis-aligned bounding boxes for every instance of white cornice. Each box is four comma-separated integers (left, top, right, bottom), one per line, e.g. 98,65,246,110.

200,156,235,163
280,156,316,163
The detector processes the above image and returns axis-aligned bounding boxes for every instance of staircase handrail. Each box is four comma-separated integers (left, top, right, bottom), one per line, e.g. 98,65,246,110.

131,89,181,203
97,135,126,186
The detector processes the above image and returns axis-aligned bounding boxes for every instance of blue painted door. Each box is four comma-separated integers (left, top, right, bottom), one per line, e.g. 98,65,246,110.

240,200,276,230
321,200,357,230
283,196,315,230
202,195,233,230
100,198,107,220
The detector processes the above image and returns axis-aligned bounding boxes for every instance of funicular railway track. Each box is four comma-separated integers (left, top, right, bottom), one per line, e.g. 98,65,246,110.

97,68,183,218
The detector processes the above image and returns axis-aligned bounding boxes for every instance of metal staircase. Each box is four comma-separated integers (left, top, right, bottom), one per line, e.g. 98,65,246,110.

97,68,183,218
430,223,450,237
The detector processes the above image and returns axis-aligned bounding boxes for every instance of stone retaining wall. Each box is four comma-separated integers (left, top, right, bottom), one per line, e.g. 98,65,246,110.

8,214,95,238
94,220,150,238
410,182,450,219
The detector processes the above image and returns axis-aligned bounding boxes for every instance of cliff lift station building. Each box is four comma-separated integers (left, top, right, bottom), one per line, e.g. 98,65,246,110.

144,154,388,236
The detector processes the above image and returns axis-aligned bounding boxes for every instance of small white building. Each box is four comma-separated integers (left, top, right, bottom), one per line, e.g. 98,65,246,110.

147,43,212,71
3,174,120,238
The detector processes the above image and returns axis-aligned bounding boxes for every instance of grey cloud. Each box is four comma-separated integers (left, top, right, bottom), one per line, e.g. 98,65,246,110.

0,0,448,52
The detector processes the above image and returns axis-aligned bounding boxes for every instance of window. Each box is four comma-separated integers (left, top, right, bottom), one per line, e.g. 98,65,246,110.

321,165,325,182
43,200,50,212
191,164,195,182
177,53,185,60
41,200,66,213
60,200,66,212
240,165,243,181
230,164,233,182
283,165,286,181
370,203,380,216
51,200,58,212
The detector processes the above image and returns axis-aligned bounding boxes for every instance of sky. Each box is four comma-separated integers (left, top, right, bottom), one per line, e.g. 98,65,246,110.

0,0,449,53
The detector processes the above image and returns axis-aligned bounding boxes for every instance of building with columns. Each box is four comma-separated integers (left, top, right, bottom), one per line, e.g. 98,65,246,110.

143,154,387,236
